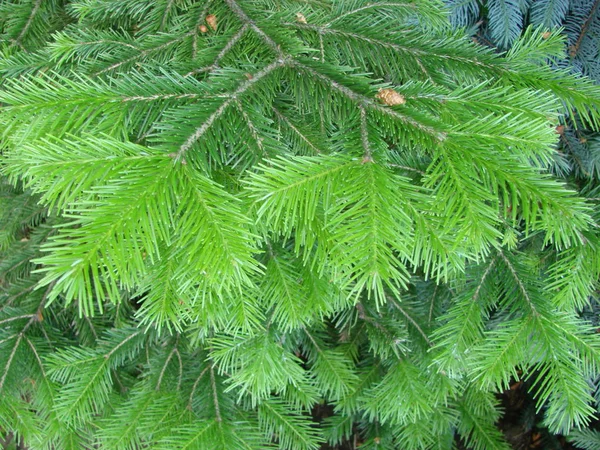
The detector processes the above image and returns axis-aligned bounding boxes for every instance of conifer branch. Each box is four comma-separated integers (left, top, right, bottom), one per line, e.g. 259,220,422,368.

325,2,420,27
569,0,600,58
177,58,284,158
0,314,36,326
224,0,284,57
289,23,492,70
76,39,138,51
96,31,197,76
474,256,498,300
12,0,43,47
3,284,36,308
428,285,439,325
387,296,432,346
291,60,445,140
56,358,108,414
187,25,249,76
388,163,426,176
156,343,179,391
210,365,222,422
188,366,209,410
359,107,372,160
272,106,322,154
303,327,355,397
159,0,177,32
0,334,18,347
84,316,99,341
236,100,265,155
0,282,52,390
192,0,214,58
24,336,45,377
0,334,22,391
2,0,600,444
498,251,539,317
355,302,401,350
319,34,325,62
104,331,143,359
120,92,202,102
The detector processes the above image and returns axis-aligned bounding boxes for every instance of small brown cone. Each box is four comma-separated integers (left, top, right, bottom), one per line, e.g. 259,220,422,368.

206,14,217,31
376,88,406,106
296,12,307,24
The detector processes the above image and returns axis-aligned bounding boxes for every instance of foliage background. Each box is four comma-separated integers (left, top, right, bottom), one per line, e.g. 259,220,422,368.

1,0,600,449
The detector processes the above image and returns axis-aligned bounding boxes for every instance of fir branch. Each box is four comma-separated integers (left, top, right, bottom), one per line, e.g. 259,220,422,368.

95,30,197,76
155,339,183,391
272,106,322,154
191,0,214,58
259,399,322,450
388,163,427,176
236,100,266,155
104,331,143,359
359,107,372,160
569,0,600,58
187,24,249,76
11,0,43,48
176,58,285,158
188,366,210,410
224,0,285,57
498,251,539,316
2,1,600,446
0,334,22,391
288,22,494,71
0,282,51,390
159,0,177,32
386,296,432,346
210,365,222,423
291,60,445,140
325,2,420,27
0,314,36,326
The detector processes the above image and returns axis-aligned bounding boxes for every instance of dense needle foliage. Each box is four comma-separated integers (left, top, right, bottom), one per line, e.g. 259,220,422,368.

445,1,600,189
1,1,600,449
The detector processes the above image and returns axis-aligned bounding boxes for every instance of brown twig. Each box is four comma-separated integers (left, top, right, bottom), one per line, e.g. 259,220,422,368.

570,0,600,57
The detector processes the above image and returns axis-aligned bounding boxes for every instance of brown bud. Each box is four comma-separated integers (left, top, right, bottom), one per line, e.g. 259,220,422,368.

206,14,217,31
555,125,565,135
296,12,307,24
376,88,406,106
542,31,551,39
199,24,208,33
568,45,577,57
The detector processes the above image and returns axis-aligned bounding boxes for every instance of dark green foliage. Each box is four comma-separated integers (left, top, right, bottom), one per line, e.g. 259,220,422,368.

1,1,600,449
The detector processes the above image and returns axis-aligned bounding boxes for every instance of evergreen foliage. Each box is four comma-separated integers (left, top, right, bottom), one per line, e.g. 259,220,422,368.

445,0,600,201
1,1,600,449
444,0,600,445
